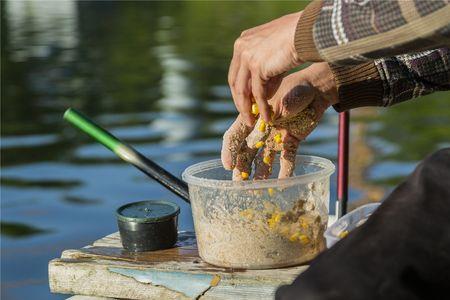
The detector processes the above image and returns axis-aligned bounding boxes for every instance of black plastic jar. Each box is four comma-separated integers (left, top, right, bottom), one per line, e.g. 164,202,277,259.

116,200,180,252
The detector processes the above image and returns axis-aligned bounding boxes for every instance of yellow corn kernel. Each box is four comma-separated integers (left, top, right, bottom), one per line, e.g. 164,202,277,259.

268,188,275,196
255,141,265,149
258,120,266,132
251,103,259,115
210,275,221,286
274,133,282,144
241,172,249,180
267,217,275,229
338,230,349,239
298,218,306,229
267,212,282,229
289,232,300,242
300,220,309,229
299,235,310,245
274,212,281,223
263,156,271,165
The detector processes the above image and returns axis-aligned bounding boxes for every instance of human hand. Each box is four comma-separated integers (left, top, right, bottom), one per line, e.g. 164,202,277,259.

222,63,337,180
229,12,303,126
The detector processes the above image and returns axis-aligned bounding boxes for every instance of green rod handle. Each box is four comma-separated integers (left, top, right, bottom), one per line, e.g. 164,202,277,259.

63,107,191,203
63,108,121,152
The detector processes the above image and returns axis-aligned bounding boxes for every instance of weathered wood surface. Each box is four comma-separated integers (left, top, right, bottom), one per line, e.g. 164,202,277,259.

50,231,308,299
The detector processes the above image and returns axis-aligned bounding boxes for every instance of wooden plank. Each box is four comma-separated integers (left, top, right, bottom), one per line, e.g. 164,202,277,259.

50,259,191,299
50,258,302,300
49,231,308,299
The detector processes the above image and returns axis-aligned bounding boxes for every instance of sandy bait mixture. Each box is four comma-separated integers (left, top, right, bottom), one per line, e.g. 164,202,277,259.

274,107,317,138
226,105,320,180
190,183,328,269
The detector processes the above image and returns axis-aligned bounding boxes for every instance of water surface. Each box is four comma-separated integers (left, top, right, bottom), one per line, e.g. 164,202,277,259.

1,1,449,299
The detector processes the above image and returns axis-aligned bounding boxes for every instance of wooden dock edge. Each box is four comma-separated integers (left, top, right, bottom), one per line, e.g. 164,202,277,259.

49,232,308,299
49,257,305,299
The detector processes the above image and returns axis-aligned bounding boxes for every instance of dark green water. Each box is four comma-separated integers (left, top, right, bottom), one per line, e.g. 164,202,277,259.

1,1,449,299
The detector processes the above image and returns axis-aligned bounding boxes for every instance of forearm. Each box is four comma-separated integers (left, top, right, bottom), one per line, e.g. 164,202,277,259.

296,0,450,65
331,48,450,111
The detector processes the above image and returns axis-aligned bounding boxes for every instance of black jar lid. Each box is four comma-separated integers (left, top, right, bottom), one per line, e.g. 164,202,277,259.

116,200,180,223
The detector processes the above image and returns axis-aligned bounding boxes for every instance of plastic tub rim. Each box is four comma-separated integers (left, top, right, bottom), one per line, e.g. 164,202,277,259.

116,200,180,224
182,155,335,190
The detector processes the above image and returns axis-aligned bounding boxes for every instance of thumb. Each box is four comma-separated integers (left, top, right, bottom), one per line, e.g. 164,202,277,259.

269,73,315,120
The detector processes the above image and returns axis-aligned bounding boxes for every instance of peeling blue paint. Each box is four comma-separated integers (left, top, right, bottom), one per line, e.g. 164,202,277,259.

109,267,218,298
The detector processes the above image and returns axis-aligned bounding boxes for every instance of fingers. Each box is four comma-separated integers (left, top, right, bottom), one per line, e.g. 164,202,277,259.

228,35,247,93
229,40,254,127
229,115,272,181
252,128,282,180
232,145,258,181
265,74,284,100
228,53,239,95
251,73,271,123
275,106,317,141
278,133,300,179
246,118,270,149
221,115,253,170
233,65,254,126
232,117,267,180
279,83,315,118
254,145,276,180
310,98,330,120
267,72,315,120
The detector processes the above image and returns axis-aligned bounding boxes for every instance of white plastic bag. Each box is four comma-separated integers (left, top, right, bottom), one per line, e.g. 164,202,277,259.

324,203,381,248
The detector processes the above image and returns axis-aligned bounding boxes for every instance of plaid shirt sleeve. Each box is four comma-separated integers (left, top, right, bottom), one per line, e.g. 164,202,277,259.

295,0,450,65
331,48,450,112
293,0,450,111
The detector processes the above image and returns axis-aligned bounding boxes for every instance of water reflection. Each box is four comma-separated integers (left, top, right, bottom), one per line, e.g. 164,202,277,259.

1,222,52,238
1,1,449,299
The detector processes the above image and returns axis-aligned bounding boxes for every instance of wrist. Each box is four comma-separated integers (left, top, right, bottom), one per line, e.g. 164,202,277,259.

304,63,338,106
329,62,383,112
289,11,304,65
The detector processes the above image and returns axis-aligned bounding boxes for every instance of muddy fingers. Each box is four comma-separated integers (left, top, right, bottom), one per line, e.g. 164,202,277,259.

221,115,253,170
246,118,270,150
232,144,258,181
254,145,276,179
279,134,300,178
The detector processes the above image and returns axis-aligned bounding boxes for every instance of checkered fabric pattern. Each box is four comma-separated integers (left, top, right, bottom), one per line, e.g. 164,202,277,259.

376,48,450,107
296,0,450,111
312,0,450,64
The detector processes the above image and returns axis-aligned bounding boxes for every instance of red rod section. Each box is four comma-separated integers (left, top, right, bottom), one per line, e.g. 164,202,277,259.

337,111,350,216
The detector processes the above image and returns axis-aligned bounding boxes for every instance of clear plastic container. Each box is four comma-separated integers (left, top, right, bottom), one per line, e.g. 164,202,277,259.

324,203,380,248
182,155,335,269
